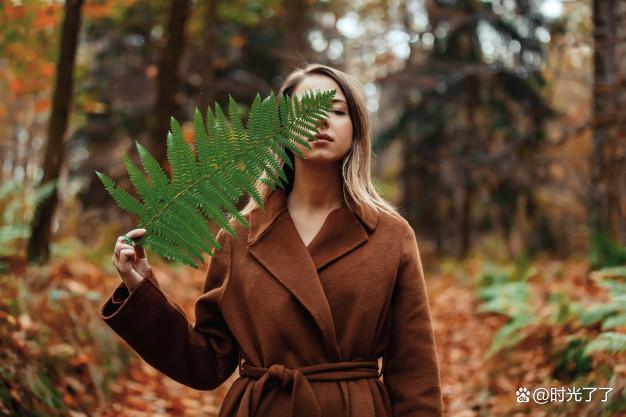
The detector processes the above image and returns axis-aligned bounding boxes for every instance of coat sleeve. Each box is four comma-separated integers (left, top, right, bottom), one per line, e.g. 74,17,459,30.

99,228,239,390
382,221,443,417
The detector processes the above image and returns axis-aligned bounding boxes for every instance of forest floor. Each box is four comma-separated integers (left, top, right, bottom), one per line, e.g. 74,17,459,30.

89,258,496,417
2,251,623,417
91,260,234,417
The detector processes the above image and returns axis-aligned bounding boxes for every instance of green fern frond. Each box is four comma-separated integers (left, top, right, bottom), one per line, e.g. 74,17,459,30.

579,303,624,327
0,179,56,258
487,316,533,357
0,225,29,256
0,179,21,202
97,89,335,268
194,108,212,175
584,332,626,354
602,314,626,330
95,172,146,217
136,142,170,191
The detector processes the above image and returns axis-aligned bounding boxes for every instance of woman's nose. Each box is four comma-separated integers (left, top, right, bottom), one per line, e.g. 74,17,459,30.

316,117,329,130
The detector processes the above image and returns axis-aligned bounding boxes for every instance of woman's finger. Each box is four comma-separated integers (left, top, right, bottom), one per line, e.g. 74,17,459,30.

114,243,134,252
125,229,147,240
135,244,146,259
119,248,137,263
117,229,146,244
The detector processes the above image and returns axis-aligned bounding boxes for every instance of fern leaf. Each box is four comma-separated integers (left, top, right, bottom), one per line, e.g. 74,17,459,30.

584,332,626,354
228,95,246,157
168,118,198,187
136,142,170,192
602,314,626,330
205,106,219,168
214,103,231,165
124,154,159,209
0,179,20,202
95,172,146,217
97,89,335,268
194,107,212,175
143,234,199,267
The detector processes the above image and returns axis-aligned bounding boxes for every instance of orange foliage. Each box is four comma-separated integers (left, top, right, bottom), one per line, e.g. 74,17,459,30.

183,122,194,143
231,34,247,49
10,79,25,96
41,62,55,77
84,3,114,19
146,65,159,80
4,4,27,19
34,98,50,113
31,4,61,30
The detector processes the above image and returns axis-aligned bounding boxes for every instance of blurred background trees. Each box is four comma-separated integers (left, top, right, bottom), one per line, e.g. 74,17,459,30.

590,0,626,257
2,1,626,416
0,0,622,263
27,0,85,263
0,0,626,264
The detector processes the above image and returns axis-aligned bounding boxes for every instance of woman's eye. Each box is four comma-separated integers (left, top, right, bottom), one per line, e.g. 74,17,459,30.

333,110,346,115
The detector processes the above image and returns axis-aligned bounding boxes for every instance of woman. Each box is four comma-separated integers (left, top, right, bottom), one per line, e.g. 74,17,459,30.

101,63,443,417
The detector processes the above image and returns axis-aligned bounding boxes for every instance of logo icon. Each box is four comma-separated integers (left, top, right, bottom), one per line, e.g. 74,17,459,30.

516,387,531,403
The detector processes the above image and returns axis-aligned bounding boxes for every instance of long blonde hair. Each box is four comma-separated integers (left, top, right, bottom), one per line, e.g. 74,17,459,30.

240,63,401,220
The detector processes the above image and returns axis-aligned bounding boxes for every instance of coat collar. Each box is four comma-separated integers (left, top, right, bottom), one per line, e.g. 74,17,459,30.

247,186,378,246
246,186,378,359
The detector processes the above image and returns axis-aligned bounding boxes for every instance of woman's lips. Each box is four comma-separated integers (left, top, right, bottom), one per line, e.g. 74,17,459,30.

310,133,333,142
309,139,332,145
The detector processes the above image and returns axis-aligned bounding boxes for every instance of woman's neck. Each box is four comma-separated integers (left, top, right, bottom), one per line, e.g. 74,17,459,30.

287,160,344,213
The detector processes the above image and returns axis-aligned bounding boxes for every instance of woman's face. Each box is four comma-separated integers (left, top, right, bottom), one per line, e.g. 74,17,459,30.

291,74,353,163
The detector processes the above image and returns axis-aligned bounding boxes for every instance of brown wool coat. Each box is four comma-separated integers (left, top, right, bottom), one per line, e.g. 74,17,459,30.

100,187,443,417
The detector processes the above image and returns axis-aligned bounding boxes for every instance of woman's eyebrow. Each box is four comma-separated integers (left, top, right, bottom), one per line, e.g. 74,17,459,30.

332,98,347,105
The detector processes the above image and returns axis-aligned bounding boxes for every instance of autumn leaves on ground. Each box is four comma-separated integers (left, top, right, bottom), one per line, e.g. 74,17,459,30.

3,0,626,415
2,236,625,417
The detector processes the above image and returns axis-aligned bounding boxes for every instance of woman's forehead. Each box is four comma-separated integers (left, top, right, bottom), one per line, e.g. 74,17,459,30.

293,75,346,101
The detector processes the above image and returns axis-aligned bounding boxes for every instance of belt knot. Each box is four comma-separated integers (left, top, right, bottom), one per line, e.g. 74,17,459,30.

238,360,381,417
267,363,295,388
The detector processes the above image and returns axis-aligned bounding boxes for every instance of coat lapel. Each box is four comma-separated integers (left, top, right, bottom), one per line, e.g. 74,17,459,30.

247,187,379,359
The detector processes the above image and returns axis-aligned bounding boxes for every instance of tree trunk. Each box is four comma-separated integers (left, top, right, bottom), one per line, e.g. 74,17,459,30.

459,77,479,257
280,0,310,74
198,0,218,115
402,118,418,227
615,1,626,243
590,0,625,243
27,0,84,264
151,0,191,166
460,181,473,258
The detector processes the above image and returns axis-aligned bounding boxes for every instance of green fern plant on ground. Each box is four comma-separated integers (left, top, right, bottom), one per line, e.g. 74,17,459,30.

475,259,537,356
96,89,335,268
589,231,626,269
0,179,55,272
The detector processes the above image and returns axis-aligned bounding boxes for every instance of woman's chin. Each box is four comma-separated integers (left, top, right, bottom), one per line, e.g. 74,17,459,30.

302,152,345,164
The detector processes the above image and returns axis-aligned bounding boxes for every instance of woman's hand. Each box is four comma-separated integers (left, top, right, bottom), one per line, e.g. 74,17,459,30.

112,228,152,292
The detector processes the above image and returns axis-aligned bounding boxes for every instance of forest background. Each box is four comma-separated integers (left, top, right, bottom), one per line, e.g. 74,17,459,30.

1,0,625,416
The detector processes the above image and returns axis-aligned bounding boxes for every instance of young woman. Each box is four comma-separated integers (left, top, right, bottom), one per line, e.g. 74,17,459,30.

101,63,443,417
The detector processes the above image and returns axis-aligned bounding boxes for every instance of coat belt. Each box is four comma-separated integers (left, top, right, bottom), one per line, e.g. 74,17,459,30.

238,360,381,417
